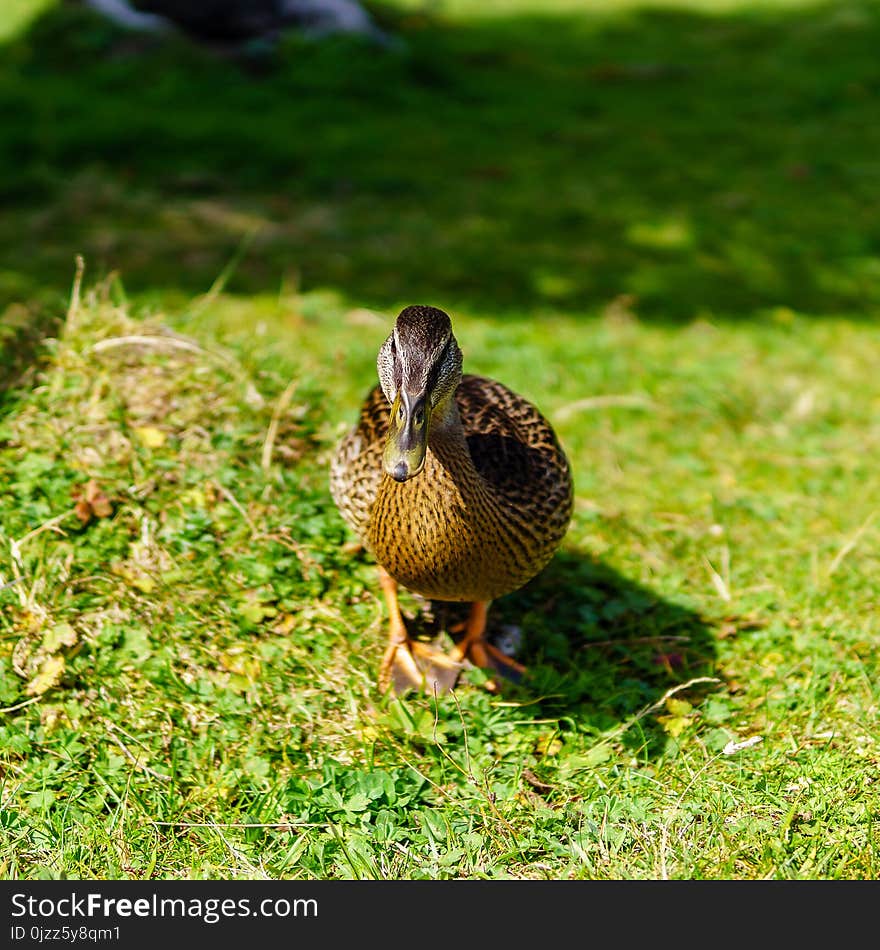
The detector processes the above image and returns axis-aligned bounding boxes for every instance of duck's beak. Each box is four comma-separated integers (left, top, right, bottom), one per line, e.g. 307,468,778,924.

383,390,428,482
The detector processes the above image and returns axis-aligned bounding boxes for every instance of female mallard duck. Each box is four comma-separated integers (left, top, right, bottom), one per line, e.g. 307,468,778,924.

330,305,573,694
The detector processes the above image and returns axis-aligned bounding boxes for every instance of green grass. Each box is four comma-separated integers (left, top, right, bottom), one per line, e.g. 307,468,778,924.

3,0,880,320
1,0,879,880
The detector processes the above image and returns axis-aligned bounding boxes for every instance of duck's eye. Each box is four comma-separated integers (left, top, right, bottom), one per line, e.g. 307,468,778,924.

397,404,405,422
414,407,425,427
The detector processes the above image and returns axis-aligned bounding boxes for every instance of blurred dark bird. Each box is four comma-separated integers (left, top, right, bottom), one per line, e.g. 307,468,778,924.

331,305,573,695
81,0,389,46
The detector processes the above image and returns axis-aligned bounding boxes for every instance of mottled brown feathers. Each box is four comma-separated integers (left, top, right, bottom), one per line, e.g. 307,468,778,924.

330,370,573,603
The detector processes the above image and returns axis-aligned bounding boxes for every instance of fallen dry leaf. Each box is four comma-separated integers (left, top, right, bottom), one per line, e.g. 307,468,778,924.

26,655,65,696
72,479,113,524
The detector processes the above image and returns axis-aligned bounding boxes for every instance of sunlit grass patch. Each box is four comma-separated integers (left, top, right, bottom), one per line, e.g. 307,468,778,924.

0,278,878,879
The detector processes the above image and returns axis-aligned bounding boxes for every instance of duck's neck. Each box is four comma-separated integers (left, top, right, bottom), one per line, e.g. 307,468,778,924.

430,392,462,436
426,396,474,476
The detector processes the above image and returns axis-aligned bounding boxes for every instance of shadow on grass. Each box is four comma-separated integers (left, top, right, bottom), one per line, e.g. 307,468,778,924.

422,548,717,760
2,1,880,320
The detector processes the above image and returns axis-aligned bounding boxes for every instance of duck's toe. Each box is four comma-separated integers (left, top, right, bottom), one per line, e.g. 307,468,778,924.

410,640,465,695
379,640,464,695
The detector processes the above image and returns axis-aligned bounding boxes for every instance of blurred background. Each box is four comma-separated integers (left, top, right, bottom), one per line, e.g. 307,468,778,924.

3,0,879,331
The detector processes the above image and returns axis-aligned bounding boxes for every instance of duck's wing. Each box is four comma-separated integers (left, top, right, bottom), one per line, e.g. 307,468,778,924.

330,384,389,542
456,374,573,544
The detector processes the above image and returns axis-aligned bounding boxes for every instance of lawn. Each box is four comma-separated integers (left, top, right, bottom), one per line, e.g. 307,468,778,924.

0,0,878,880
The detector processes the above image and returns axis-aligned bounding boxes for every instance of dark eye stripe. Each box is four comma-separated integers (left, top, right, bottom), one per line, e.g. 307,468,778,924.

423,338,451,396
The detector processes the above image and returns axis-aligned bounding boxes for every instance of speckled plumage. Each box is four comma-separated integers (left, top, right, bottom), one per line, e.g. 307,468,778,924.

330,340,573,605
331,305,573,693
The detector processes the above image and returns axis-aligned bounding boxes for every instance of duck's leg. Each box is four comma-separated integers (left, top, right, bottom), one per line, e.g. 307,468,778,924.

448,601,526,692
377,568,462,695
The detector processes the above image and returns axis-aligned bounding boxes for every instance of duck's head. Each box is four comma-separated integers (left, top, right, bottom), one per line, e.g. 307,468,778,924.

377,305,463,482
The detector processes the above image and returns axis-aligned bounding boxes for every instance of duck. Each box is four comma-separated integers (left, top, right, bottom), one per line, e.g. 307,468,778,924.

330,305,573,695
